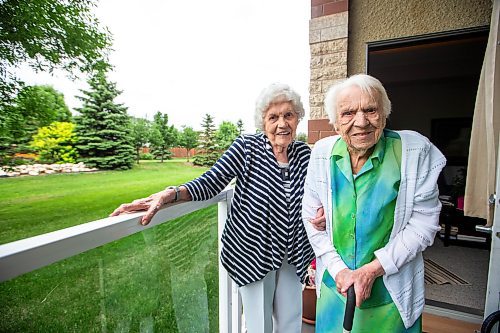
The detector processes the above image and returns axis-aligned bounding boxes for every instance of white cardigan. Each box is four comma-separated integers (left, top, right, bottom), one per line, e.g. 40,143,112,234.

302,130,446,328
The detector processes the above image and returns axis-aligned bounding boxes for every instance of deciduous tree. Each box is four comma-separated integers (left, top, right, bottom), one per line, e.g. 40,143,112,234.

14,85,72,142
0,104,24,164
179,126,199,162
0,0,112,102
0,85,71,164
149,112,177,162
216,121,239,150
296,132,308,143
130,117,151,164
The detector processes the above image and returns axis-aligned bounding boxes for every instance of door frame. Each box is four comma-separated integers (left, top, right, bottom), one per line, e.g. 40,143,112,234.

365,27,494,321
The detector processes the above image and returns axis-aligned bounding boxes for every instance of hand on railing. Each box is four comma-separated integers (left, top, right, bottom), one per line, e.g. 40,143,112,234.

110,190,170,226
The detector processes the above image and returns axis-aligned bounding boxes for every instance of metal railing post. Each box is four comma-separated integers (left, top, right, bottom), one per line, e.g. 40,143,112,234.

218,190,231,333
217,189,241,333
231,282,242,333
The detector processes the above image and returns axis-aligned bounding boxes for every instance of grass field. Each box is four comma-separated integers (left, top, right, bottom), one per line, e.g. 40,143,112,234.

0,159,207,244
0,160,221,332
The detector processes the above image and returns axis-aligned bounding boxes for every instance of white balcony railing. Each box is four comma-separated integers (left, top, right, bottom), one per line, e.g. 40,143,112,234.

0,188,241,333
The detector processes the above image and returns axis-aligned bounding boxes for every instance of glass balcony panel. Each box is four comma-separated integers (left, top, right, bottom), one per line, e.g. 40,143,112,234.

0,205,219,333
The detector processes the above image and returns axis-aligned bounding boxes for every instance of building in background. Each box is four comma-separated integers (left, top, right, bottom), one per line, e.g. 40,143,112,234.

308,0,491,143
306,0,500,323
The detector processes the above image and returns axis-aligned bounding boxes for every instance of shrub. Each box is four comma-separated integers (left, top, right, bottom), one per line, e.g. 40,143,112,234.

139,153,154,160
30,122,78,163
153,150,173,160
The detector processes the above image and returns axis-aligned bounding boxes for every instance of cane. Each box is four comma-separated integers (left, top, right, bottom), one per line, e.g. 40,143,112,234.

342,285,356,333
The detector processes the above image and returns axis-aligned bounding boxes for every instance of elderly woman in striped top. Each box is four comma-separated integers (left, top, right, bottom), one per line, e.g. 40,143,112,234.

111,83,324,333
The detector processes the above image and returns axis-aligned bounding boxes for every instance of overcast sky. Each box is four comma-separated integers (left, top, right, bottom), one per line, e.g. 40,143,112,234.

16,0,311,134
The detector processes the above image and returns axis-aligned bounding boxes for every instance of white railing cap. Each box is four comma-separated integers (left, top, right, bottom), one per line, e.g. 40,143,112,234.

0,189,231,282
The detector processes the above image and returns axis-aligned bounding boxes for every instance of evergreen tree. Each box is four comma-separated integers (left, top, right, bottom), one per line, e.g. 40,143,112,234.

236,119,244,135
193,114,220,167
75,71,134,170
149,111,177,162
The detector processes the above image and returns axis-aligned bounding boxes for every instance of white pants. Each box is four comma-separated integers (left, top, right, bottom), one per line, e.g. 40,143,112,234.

238,259,302,333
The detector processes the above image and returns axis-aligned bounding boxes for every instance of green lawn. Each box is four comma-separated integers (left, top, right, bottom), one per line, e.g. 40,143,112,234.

0,160,207,244
0,161,221,332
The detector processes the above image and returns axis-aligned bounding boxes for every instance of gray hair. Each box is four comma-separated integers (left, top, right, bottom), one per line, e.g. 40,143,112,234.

324,74,392,125
254,83,305,130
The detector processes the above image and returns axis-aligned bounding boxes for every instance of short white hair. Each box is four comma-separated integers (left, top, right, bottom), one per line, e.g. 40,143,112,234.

254,83,305,130
324,74,392,125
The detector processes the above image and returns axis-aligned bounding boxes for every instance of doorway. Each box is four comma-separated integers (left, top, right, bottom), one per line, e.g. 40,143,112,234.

367,27,489,316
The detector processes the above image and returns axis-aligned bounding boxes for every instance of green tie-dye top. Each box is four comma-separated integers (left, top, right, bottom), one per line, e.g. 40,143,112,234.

330,129,402,308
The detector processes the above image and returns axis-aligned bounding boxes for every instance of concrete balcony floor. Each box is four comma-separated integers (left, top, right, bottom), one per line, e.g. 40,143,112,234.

301,312,482,333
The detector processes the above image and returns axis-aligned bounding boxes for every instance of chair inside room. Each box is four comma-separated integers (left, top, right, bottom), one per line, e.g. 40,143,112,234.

437,166,489,248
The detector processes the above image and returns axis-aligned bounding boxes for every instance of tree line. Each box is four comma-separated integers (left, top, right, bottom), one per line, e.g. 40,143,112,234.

1,70,245,169
0,0,306,171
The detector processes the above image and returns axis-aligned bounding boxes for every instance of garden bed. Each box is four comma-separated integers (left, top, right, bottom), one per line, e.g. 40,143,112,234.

0,162,98,177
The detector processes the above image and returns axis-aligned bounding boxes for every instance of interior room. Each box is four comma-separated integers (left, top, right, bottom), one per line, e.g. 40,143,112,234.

367,27,490,315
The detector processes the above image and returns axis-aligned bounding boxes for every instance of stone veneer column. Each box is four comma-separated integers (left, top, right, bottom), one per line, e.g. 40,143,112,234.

308,0,349,144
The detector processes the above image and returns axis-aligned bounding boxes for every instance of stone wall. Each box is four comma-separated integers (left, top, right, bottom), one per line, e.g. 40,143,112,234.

308,1,349,143
0,163,98,178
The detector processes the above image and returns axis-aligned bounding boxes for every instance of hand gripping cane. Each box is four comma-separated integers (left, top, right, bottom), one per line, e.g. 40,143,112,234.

342,285,356,333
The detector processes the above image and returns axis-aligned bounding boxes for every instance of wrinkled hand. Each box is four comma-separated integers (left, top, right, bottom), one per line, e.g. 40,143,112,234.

310,207,326,231
334,268,355,297
334,259,384,307
109,190,170,226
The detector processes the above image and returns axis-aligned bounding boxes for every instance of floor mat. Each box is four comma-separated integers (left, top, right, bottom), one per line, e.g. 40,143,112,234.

424,258,470,285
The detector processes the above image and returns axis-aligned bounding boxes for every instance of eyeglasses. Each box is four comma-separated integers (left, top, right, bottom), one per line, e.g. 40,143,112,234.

338,108,380,125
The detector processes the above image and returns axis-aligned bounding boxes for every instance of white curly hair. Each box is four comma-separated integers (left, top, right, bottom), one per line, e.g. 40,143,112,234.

254,83,305,131
324,74,392,125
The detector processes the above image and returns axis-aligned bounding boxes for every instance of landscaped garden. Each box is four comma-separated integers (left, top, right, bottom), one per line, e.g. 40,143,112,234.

0,3,247,331
0,160,223,332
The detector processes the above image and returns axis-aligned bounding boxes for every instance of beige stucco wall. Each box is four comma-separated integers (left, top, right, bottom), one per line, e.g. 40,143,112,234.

348,0,493,75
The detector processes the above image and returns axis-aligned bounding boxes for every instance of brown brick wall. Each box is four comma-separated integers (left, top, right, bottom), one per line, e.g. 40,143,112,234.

311,0,348,18
170,147,197,158
308,119,337,144
140,147,197,158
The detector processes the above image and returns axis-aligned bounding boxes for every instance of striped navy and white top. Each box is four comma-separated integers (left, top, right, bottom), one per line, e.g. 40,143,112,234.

183,133,314,286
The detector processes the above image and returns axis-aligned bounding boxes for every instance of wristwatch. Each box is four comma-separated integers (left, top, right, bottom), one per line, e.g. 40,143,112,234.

166,186,181,203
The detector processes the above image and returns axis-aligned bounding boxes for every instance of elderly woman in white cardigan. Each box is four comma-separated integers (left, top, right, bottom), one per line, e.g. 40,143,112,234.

303,74,446,332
